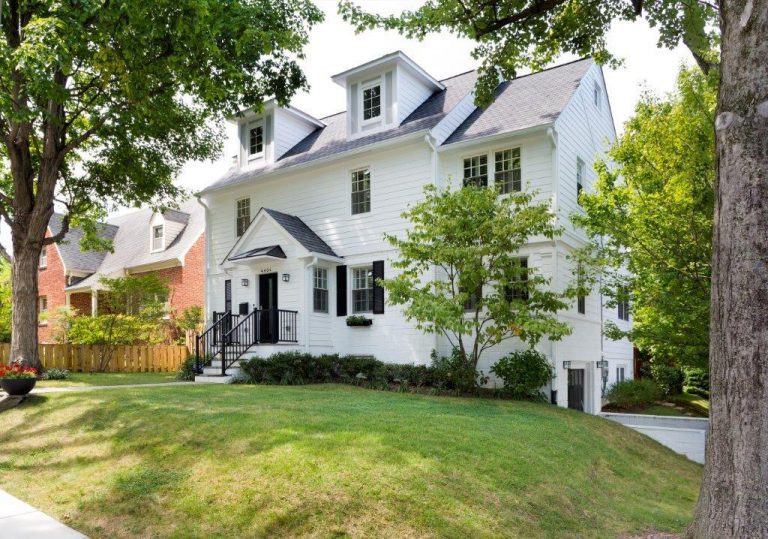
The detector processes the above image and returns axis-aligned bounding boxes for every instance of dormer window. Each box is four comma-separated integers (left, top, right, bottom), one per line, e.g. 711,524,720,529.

152,224,164,251
248,121,264,159
361,79,382,123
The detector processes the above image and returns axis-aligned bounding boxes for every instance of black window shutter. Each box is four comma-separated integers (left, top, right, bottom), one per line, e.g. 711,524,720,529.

224,280,232,312
336,265,347,316
372,260,385,314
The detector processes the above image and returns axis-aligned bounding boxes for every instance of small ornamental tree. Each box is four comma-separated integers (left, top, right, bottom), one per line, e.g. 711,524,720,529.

383,184,570,378
66,274,169,371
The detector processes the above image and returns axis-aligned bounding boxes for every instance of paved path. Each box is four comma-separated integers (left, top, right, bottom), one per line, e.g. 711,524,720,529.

30,381,192,394
0,489,87,538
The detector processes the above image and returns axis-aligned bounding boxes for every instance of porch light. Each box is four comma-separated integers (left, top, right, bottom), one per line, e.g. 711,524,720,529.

241,279,249,287
562,361,571,370
596,360,608,369
282,273,290,283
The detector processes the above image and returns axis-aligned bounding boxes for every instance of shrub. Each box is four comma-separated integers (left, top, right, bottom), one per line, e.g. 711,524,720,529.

684,367,709,392
687,386,710,399
606,379,661,409
429,349,484,393
176,355,211,382
651,363,685,397
490,349,553,400
43,368,70,380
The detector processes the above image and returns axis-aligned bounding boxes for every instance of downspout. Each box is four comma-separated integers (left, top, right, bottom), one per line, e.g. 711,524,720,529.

546,126,560,405
195,194,212,327
424,133,441,357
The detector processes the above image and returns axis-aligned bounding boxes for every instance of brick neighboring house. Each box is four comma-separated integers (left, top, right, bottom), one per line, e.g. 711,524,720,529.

38,199,205,342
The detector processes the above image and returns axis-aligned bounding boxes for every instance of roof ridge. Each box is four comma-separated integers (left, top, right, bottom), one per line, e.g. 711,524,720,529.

500,57,593,84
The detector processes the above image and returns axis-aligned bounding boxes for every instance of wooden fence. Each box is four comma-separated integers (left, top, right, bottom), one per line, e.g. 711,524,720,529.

0,343,189,373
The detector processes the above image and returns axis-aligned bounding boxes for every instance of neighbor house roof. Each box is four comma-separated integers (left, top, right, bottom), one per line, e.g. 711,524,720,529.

263,209,338,258
63,198,204,291
203,58,595,194
444,58,592,145
48,214,119,273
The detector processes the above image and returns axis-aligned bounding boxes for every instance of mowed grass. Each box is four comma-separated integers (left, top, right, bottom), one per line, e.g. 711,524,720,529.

36,371,179,388
0,384,701,538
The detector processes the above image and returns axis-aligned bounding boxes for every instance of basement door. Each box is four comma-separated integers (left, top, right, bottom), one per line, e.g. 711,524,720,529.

567,369,585,411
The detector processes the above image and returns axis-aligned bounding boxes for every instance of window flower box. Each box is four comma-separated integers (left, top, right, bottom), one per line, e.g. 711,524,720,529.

346,315,373,327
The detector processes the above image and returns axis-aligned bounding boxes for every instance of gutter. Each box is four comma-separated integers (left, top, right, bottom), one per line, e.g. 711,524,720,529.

437,123,553,153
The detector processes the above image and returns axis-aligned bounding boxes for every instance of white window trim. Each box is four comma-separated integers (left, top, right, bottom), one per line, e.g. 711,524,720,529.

38,296,48,326
151,224,165,252
39,247,48,269
594,82,602,109
350,265,374,314
246,120,265,161
235,197,251,238
359,77,384,127
313,267,329,314
460,144,524,193
350,166,372,216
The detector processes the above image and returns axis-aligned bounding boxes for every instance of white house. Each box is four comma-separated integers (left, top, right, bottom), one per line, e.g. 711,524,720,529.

196,52,633,413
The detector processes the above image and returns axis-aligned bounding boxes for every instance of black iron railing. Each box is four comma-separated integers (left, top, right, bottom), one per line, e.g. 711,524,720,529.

196,309,299,376
194,311,240,374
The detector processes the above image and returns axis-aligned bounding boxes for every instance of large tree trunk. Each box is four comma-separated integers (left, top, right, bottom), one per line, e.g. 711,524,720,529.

10,243,42,370
688,1,768,536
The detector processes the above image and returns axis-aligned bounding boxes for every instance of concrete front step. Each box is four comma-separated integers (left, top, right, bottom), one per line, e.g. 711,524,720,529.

202,366,242,377
194,374,235,384
210,360,242,368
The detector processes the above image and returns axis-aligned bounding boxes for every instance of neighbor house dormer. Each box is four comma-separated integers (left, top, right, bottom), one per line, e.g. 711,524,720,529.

150,209,190,253
231,101,325,169
331,51,444,140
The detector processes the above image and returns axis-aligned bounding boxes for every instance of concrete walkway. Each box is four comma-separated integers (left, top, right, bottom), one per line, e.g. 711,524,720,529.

30,381,191,394
0,489,87,538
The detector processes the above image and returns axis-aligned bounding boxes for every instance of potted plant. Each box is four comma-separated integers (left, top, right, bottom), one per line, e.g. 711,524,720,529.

346,315,373,327
0,360,38,396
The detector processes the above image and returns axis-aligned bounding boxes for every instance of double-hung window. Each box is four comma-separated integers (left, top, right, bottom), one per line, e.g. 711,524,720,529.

576,158,585,203
152,225,164,251
495,148,521,194
361,79,382,122
352,267,373,312
462,284,482,312
313,267,329,313
236,197,250,237
505,257,529,301
617,286,630,321
616,367,625,383
38,295,48,325
39,247,47,269
247,121,264,159
594,82,602,109
351,168,371,215
463,155,488,187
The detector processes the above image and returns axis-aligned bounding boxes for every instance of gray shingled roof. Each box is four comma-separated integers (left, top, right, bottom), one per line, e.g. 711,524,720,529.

229,245,286,261
203,69,479,193
65,198,204,291
48,214,119,273
162,209,190,224
202,58,594,194
264,208,339,257
444,58,592,145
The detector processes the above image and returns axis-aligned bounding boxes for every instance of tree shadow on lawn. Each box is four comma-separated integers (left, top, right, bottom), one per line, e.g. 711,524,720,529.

0,384,700,538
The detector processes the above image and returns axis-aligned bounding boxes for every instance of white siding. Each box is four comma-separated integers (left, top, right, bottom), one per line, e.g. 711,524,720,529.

397,66,434,124
274,109,318,160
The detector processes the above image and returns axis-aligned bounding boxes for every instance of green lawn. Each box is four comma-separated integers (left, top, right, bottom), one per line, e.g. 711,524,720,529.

0,384,701,538
36,371,180,388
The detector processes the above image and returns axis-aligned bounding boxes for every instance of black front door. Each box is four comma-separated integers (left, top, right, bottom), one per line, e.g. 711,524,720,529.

258,273,278,343
568,369,585,411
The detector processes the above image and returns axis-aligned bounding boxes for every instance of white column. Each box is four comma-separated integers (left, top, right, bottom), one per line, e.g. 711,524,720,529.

91,290,98,317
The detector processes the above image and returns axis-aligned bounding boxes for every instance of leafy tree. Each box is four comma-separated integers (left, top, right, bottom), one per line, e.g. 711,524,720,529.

66,274,170,371
0,0,323,370
573,66,715,370
340,1,767,534
383,184,570,379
